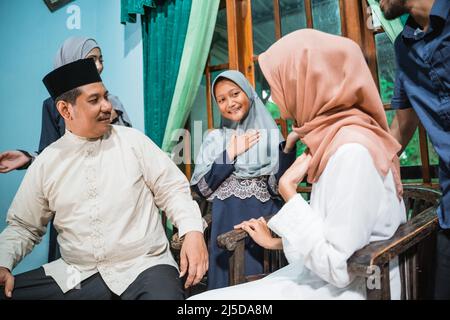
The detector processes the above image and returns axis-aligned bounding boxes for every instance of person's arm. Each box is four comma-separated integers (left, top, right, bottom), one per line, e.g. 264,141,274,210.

138,133,207,288
268,144,385,288
0,150,32,173
267,131,298,196
389,108,420,155
139,135,204,237
277,140,298,179
192,130,260,198
236,149,308,248
0,162,53,297
38,99,63,154
389,49,418,155
234,217,283,250
191,151,236,198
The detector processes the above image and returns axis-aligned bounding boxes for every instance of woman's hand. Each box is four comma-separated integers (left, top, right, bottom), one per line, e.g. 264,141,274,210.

234,217,282,250
226,130,260,160
279,152,312,202
0,150,31,173
0,267,14,298
284,130,300,153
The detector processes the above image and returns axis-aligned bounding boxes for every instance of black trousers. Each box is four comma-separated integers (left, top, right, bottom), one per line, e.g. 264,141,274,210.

48,220,61,262
434,227,450,300
0,264,185,300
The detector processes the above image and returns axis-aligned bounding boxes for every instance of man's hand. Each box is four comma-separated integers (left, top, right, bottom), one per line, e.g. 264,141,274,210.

234,217,282,250
179,231,208,289
279,152,312,202
0,267,14,298
0,150,31,173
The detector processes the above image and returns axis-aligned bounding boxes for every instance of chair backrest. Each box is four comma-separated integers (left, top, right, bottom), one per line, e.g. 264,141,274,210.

347,186,441,299
219,185,442,299
398,186,441,299
402,185,441,219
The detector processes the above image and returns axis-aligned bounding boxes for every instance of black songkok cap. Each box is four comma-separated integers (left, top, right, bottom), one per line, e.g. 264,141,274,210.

42,58,102,100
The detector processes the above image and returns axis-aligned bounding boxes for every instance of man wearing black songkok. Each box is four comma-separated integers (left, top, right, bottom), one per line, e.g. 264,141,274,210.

0,59,208,300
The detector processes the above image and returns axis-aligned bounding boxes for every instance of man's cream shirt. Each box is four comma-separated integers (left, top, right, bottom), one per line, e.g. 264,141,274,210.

0,126,204,295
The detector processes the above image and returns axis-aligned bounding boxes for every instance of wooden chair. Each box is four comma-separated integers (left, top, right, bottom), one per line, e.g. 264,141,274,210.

217,185,441,299
169,191,212,258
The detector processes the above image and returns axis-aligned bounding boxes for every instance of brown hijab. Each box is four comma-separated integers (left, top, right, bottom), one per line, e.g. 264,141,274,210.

259,29,403,198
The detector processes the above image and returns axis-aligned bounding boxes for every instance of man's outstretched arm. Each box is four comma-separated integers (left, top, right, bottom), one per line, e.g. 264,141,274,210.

138,133,208,288
0,161,53,298
0,150,33,173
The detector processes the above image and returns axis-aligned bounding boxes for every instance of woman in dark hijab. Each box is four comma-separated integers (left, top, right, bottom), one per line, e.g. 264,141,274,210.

0,36,132,173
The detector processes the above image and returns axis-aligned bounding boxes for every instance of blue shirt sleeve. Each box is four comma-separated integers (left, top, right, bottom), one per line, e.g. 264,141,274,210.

275,141,296,180
267,141,297,197
391,69,413,110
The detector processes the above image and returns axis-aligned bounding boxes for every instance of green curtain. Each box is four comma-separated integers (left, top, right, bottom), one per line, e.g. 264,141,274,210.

122,0,193,147
121,0,155,24
367,0,407,44
121,0,194,238
162,0,220,152
142,0,192,146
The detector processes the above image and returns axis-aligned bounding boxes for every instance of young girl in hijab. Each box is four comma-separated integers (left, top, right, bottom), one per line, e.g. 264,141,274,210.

190,70,297,290
190,29,406,299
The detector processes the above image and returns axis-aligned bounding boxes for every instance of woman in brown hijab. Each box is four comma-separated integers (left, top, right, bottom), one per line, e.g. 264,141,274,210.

191,29,406,300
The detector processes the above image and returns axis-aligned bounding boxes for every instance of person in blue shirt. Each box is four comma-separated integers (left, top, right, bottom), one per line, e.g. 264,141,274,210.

381,0,450,299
